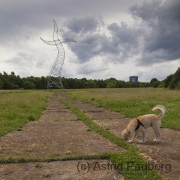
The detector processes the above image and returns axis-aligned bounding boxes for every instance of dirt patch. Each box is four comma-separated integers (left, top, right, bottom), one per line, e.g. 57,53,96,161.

0,93,125,179
0,160,123,180
64,95,180,180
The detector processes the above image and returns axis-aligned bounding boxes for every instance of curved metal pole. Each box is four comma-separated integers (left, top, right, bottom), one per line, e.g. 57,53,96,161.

40,20,76,90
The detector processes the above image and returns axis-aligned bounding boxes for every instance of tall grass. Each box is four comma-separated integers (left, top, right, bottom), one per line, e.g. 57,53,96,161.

0,90,53,136
66,88,180,130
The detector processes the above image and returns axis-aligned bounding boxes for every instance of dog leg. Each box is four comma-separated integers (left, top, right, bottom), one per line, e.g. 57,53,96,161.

129,131,139,143
139,129,146,143
152,125,161,142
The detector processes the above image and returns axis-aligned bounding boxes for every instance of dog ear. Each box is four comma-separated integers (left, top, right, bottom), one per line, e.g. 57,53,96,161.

127,130,130,136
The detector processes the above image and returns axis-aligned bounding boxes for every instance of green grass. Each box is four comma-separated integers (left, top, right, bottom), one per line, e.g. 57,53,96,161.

66,88,180,130
59,96,163,180
0,90,53,136
35,162,43,168
0,153,109,164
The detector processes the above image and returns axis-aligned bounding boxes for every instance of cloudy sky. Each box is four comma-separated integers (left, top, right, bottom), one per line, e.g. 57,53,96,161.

0,0,180,82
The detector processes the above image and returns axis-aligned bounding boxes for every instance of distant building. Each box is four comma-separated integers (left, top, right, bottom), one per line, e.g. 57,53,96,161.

129,76,138,82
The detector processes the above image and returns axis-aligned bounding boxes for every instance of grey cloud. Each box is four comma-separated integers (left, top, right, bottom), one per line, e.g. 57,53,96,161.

6,52,37,67
76,55,111,77
77,62,109,75
65,16,104,34
129,0,180,65
62,16,109,63
63,16,144,64
0,0,130,43
129,0,162,22
68,33,111,63
107,22,143,53
0,0,65,43
64,0,180,66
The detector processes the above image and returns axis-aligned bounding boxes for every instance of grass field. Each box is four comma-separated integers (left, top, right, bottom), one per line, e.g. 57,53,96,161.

0,90,53,136
0,88,177,179
66,88,180,130
0,88,179,136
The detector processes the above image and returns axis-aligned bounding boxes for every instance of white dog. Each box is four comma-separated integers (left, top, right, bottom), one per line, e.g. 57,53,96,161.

122,105,165,143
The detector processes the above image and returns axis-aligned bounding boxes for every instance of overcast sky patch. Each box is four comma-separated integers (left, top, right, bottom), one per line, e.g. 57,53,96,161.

0,0,179,81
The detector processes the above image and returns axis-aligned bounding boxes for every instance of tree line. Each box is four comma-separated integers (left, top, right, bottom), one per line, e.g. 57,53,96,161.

149,67,180,90
0,67,180,90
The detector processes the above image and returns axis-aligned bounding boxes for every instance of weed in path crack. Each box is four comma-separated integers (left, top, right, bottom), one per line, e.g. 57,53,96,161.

35,162,43,168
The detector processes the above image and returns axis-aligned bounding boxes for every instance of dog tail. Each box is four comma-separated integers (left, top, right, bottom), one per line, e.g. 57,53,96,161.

152,105,166,119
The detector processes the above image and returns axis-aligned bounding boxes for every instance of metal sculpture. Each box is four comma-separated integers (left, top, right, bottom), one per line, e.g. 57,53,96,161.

40,20,75,90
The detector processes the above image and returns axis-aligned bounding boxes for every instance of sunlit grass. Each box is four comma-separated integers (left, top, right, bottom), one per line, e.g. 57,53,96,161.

66,88,180,130
0,90,53,136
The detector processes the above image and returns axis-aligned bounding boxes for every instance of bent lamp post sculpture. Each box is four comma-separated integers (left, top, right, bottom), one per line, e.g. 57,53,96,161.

40,20,75,90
